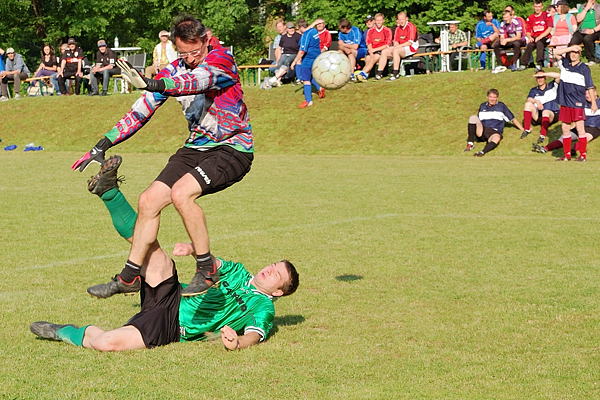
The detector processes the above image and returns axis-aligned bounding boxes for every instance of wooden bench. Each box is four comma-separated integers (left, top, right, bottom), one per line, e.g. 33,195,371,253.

238,64,273,86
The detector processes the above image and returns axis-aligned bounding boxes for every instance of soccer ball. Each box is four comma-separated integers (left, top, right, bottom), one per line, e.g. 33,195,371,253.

312,51,351,90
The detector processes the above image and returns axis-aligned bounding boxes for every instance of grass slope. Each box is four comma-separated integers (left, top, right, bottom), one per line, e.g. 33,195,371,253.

2,68,599,156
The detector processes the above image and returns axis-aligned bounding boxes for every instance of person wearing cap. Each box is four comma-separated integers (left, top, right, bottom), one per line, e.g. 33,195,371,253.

57,38,84,95
268,21,300,82
144,30,177,79
0,47,30,101
89,39,120,96
569,0,600,64
338,18,367,80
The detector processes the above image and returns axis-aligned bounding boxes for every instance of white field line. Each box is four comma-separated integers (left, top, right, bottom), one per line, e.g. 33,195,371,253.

12,212,600,271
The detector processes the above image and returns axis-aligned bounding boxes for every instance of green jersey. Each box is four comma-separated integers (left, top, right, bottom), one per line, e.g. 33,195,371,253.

178,259,275,342
578,5,597,30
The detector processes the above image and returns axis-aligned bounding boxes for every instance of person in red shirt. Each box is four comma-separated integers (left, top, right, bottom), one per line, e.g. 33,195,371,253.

379,11,419,80
356,13,392,80
519,0,553,69
206,28,223,51
316,21,332,51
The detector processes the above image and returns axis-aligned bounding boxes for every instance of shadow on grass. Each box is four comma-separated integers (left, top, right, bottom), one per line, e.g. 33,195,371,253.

335,274,363,282
269,314,305,339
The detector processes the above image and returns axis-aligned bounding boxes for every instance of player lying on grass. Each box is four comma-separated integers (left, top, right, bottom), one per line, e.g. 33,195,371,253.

534,45,597,161
30,156,299,351
532,91,600,157
464,88,525,157
71,15,254,298
521,71,560,143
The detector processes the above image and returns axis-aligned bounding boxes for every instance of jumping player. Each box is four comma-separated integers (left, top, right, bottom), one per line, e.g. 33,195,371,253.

291,18,326,108
533,91,600,157
71,15,253,298
464,88,525,157
521,71,560,143
534,45,597,161
30,155,299,351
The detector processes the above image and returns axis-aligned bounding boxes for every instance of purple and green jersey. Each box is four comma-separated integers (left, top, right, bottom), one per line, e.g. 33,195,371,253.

103,48,253,153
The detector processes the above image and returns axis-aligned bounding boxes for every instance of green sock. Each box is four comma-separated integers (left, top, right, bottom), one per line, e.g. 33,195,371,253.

100,188,137,240
56,325,89,346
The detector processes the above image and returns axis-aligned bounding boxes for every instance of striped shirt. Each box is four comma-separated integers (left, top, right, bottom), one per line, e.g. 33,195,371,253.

527,80,559,112
584,99,600,128
557,58,594,109
478,101,515,134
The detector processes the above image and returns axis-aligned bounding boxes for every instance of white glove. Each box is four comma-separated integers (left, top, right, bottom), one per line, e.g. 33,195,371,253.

116,59,147,89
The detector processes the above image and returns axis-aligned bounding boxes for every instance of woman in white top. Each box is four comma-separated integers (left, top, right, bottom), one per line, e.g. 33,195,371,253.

144,30,178,78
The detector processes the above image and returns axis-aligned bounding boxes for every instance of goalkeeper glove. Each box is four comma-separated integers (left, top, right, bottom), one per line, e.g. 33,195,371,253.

116,59,165,92
71,137,112,172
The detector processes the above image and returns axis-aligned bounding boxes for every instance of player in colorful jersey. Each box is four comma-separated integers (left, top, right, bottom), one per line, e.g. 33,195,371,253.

534,45,597,161
71,15,253,298
533,92,600,157
31,156,300,351
464,88,525,157
521,71,560,143
291,18,326,108
519,0,553,69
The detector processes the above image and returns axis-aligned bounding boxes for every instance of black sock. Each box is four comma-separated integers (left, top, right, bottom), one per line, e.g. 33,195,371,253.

467,123,477,143
392,69,399,76
482,141,498,153
376,70,384,76
196,252,214,272
119,260,141,283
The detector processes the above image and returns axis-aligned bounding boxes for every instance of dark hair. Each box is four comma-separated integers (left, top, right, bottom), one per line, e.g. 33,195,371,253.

482,9,492,17
487,88,499,96
297,18,308,29
338,18,352,30
505,5,514,11
41,44,54,58
281,259,299,296
171,14,207,43
534,0,543,4
502,10,512,16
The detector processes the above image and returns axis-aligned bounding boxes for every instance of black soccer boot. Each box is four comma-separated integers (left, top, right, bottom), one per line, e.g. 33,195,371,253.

87,275,141,298
87,155,124,196
30,321,78,341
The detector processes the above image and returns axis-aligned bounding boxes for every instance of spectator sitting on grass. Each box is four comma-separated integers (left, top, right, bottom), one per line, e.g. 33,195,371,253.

57,38,84,95
569,0,600,64
338,18,367,80
89,39,120,96
0,48,30,101
357,13,392,80
380,11,419,81
144,30,177,79
33,44,60,93
475,10,500,69
492,10,525,72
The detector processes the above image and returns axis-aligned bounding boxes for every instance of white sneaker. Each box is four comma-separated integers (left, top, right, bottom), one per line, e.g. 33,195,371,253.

492,66,507,74
0,96,8,102
14,93,21,99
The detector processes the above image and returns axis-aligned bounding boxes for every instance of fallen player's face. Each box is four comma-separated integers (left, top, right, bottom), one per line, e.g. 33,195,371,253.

254,261,291,296
487,93,498,105
176,37,209,69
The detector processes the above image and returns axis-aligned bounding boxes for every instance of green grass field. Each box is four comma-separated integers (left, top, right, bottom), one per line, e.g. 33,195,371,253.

1,71,600,399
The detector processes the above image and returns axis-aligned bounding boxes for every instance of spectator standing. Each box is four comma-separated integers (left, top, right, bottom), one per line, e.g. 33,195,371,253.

317,21,332,51
382,11,419,81
145,30,178,78
520,0,554,69
357,13,392,80
475,10,500,69
569,0,600,64
57,38,84,95
0,48,30,101
33,44,60,93
492,10,525,71
89,40,120,96
338,18,367,79
549,1,577,50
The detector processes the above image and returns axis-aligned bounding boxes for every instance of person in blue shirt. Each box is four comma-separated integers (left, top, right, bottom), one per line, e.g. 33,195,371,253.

464,88,525,157
475,10,500,69
338,18,367,80
0,48,5,72
291,18,325,108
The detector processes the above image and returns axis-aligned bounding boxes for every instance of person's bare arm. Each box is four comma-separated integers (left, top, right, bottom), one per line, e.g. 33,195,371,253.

220,326,261,350
511,118,525,131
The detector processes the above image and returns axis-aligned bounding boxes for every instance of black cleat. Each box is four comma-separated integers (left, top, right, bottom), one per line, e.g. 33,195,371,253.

87,275,141,298
474,151,485,157
520,130,531,139
537,135,546,144
30,321,78,341
532,143,547,153
87,155,124,196
181,270,220,297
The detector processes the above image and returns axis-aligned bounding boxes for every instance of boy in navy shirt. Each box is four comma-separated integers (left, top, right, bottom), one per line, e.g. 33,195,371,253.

464,88,525,157
521,72,560,143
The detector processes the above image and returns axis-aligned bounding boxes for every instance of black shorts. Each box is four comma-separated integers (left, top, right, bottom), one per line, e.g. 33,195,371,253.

155,146,253,196
125,269,181,348
586,126,600,139
477,127,501,142
532,111,559,126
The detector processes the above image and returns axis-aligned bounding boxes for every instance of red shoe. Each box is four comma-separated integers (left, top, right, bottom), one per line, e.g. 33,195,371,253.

298,100,313,108
317,88,326,99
